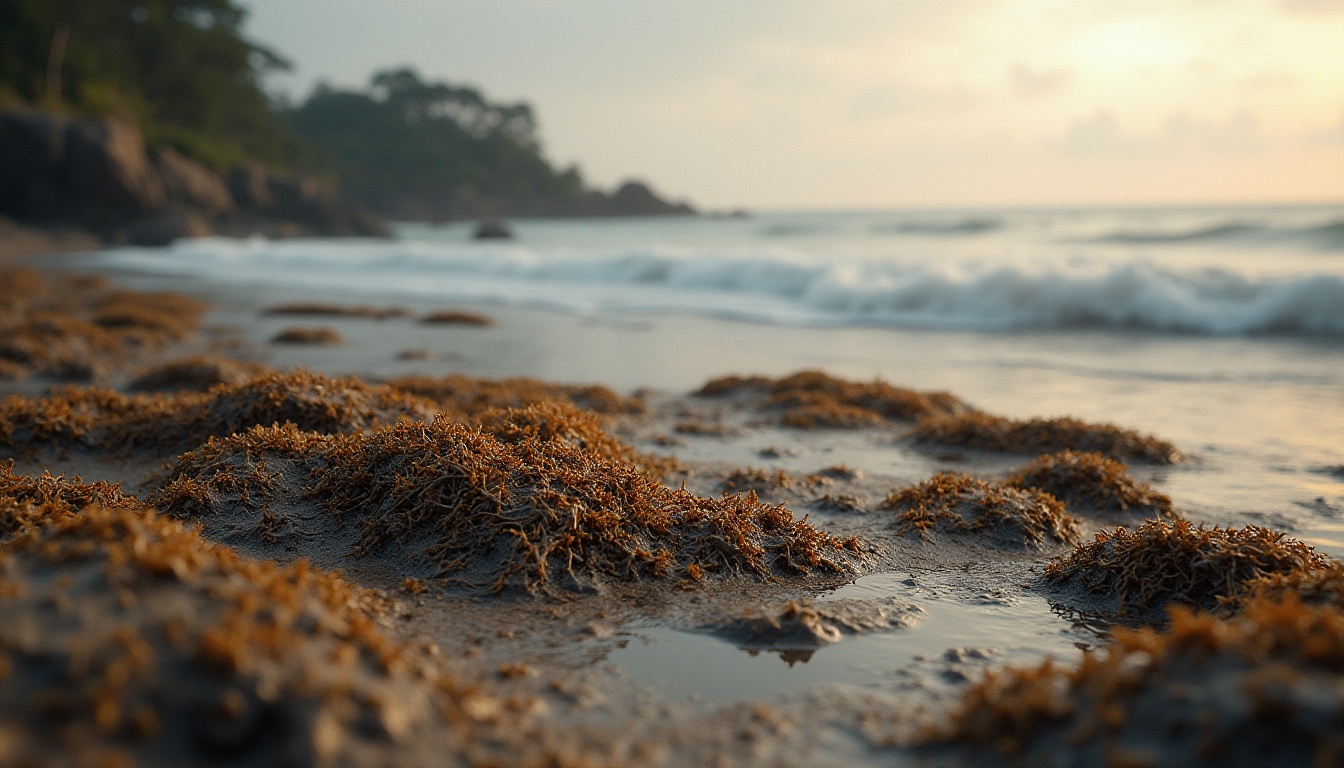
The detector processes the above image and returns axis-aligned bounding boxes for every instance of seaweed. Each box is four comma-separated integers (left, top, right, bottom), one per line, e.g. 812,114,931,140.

308,409,862,594
0,505,512,766
913,412,1180,464
476,399,674,474
270,326,345,345
0,461,141,540
926,595,1344,766
695,370,970,429
0,370,436,453
0,270,208,381
722,467,796,495
674,418,734,436
1007,451,1176,522
420,309,495,326
880,472,1080,548
156,401,862,595
127,355,271,392
263,302,412,319
384,373,646,417
1044,520,1329,617
1243,561,1344,609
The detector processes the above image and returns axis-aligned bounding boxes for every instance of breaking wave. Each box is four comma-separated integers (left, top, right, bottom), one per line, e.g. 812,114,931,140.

1094,218,1344,249
99,237,1344,337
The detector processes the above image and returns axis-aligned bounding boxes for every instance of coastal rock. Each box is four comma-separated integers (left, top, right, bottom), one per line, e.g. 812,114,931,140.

602,180,695,216
153,148,233,215
0,109,163,231
0,107,390,243
225,164,272,209
223,165,390,238
61,116,165,223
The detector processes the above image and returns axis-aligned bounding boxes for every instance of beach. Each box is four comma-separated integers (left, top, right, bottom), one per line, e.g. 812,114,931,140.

3,205,1344,765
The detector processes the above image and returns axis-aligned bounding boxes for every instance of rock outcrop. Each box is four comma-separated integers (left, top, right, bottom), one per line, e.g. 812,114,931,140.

0,108,390,246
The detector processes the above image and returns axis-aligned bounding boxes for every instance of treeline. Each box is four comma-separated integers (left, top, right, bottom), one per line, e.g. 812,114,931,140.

0,0,691,220
283,69,692,219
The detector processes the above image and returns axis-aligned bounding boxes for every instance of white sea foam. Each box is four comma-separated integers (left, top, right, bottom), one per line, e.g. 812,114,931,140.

100,233,1344,336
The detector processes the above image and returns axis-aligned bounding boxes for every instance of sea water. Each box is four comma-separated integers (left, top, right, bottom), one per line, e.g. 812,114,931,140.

92,204,1344,558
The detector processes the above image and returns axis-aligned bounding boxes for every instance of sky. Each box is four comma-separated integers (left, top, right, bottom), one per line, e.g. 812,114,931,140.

243,0,1344,210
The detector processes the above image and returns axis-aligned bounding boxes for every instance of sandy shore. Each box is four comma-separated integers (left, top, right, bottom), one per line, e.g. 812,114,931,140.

2,252,1343,766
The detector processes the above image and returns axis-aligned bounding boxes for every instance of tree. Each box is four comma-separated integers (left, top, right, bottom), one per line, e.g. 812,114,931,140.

0,0,302,168
284,68,589,219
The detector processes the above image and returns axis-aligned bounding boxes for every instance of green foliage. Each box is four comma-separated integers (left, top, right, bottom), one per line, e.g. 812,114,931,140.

284,69,590,217
0,0,301,168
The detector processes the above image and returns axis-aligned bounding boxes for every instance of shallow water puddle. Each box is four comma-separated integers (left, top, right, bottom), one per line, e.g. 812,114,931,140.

610,573,1091,705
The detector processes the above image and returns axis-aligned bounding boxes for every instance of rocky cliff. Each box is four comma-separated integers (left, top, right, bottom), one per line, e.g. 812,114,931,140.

0,108,390,247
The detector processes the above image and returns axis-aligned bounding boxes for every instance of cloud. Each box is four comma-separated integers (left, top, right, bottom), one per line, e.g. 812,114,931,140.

1301,113,1344,146
1279,0,1344,15
1008,62,1072,98
1239,72,1299,90
1060,109,1263,155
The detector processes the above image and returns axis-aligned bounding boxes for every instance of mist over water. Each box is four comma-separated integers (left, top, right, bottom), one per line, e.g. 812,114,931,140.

103,204,1344,337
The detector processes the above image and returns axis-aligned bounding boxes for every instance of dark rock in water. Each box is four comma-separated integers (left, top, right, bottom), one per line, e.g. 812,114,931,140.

474,219,513,239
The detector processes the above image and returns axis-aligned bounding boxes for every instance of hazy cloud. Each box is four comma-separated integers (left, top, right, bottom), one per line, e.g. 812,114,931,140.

1302,114,1344,146
1008,62,1071,98
1061,110,1263,155
1279,0,1344,15
1240,72,1300,90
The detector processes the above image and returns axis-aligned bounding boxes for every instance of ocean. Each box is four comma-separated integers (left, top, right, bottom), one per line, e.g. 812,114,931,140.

93,203,1344,559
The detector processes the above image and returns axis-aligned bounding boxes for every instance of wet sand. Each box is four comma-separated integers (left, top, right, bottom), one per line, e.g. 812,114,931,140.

3,256,1344,766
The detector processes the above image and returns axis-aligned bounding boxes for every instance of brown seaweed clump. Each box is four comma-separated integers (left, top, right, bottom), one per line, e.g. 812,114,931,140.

0,505,532,767
0,370,436,453
157,402,863,595
1044,520,1329,619
270,326,346,345
925,595,1344,767
420,309,495,326
1242,561,1344,610
722,467,796,495
310,411,862,593
384,373,646,417
1007,451,1176,523
880,473,1080,548
913,412,1180,464
263,302,412,320
127,355,272,392
0,461,142,540
475,399,675,475
0,268,208,381
695,370,970,429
